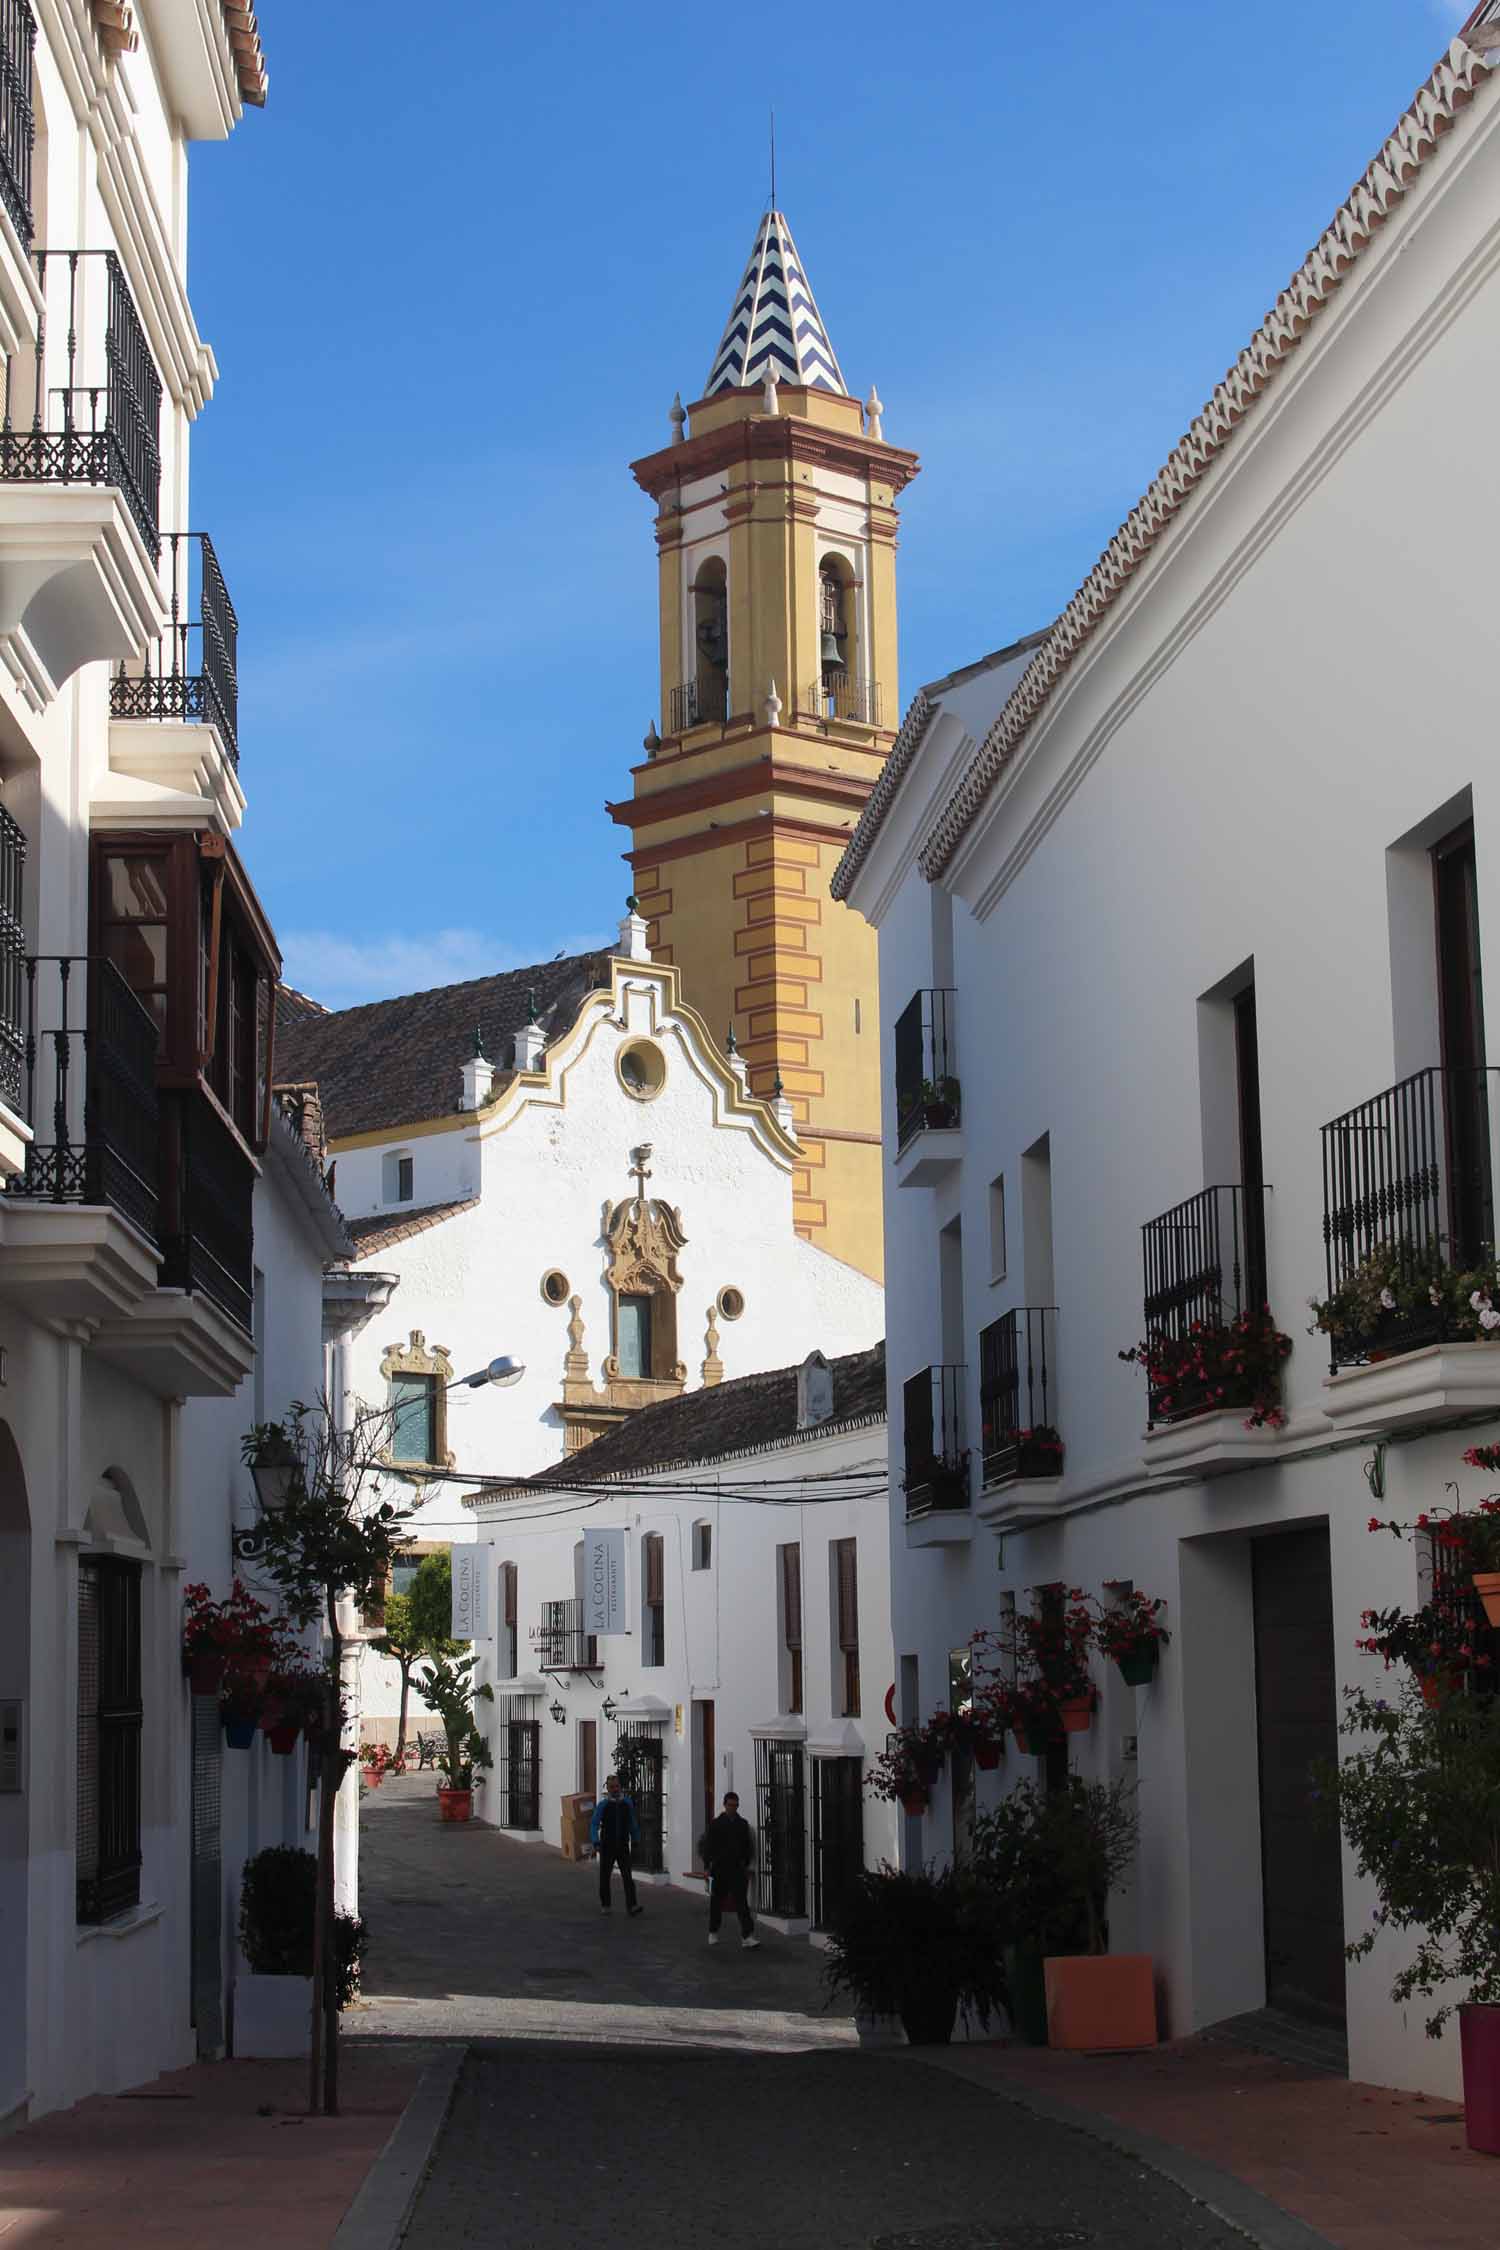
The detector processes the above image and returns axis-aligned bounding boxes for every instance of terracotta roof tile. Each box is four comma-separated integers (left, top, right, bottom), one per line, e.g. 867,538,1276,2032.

273,948,612,1143
346,1199,478,1258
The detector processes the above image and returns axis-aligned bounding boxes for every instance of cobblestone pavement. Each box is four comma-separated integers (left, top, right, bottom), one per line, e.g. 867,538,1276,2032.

402,2043,1255,2250
350,1774,851,2046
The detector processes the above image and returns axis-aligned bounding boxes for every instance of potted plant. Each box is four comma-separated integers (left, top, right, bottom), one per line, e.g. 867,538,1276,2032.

220,1663,265,1749
919,1075,961,1130
1459,1447,1500,1623
1120,1305,1292,1430
360,1740,402,1789
1015,1425,1065,1479
413,1648,494,1821
1095,1590,1171,1687
972,1776,1149,2051
867,1723,944,1814
1328,1679,1500,2154
976,1591,1098,1750
821,1865,1005,2045
181,1578,286,1696
902,1449,971,1511
1311,1243,1500,1365
234,1845,368,2060
1359,1494,1498,1698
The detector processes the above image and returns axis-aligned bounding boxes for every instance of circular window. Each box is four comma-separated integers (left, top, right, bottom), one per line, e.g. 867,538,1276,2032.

617,1039,666,1101
540,1269,570,1307
717,1285,745,1322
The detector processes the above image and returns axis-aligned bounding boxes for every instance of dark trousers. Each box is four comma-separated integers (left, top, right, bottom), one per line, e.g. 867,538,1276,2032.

598,1843,637,1910
708,1872,755,1936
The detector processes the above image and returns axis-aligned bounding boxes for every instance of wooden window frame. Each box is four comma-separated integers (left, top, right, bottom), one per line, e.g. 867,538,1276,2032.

76,1557,142,1925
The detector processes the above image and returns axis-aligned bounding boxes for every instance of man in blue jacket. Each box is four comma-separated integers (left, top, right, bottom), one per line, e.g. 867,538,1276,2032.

589,1773,644,1915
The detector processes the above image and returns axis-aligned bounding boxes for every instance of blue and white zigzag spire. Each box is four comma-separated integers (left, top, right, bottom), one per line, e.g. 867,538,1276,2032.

704,209,847,398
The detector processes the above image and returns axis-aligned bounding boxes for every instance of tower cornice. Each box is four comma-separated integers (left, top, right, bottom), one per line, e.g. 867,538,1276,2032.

630,406,920,503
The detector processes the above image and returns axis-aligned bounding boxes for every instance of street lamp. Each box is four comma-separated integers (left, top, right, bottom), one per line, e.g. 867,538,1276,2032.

249,1427,301,1517
455,1356,525,1390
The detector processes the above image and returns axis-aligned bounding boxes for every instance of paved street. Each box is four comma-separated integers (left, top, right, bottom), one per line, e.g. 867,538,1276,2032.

359,1779,1258,2249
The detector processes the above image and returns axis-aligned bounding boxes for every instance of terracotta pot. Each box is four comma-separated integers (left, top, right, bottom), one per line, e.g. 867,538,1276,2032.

266,1723,300,1756
222,1714,258,1750
1059,1695,1095,1734
363,1768,385,1790
1116,1647,1158,1689
258,1698,287,1732
1460,2002,1500,2156
973,1740,1002,1771
897,1787,929,1816
438,1787,472,1823
1044,1953,1157,2053
1420,1676,1446,1709
187,1650,227,1696
1011,1725,1032,1756
1473,1572,1500,1629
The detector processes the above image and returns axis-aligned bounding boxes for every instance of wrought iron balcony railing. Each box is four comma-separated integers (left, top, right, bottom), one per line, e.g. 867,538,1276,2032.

111,533,239,762
158,1087,254,1334
902,1363,969,1518
668,676,727,733
1321,1065,1500,1367
6,954,159,1243
893,987,958,1152
0,799,22,1115
801,677,881,727
0,1,35,249
1139,1182,1268,1423
979,1307,1060,1485
536,1597,599,1671
0,250,162,556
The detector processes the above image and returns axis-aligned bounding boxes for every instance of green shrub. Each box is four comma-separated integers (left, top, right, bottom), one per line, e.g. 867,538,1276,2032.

238,1845,368,2008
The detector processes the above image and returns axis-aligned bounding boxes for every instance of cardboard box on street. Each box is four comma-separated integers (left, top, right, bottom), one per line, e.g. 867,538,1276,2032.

559,1791,595,1861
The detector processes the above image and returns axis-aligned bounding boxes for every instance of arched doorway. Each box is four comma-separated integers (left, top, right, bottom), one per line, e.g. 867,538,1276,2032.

0,1420,31,2116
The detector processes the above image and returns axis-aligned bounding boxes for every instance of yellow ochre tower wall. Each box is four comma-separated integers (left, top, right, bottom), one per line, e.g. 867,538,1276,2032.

612,210,918,1281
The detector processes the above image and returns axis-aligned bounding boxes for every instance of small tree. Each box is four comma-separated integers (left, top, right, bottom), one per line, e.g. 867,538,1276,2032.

242,1402,412,2118
371,1552,459,1761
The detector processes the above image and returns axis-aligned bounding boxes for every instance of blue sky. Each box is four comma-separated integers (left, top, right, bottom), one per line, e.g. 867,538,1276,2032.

189,1,1468,1006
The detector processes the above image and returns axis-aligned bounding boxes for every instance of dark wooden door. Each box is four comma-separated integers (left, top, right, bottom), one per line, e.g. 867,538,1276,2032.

1252,1527,1345,2023
1235,983,1267,1310
578,1719,596,1799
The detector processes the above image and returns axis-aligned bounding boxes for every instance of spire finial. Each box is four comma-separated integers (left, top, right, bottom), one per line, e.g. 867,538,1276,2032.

765,677,782,729
725,1023,739,1057
526,986,539,1027
865,383,884,442
770,106,776,210
669,391,686,445
762,360,779,416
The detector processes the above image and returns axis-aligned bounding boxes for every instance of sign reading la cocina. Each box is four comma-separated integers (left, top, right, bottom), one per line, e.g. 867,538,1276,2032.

584,1527,627,1636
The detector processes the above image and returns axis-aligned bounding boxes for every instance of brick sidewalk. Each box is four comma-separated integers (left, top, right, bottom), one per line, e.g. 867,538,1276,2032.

926,2034,1498,2250
0,2046,426,2248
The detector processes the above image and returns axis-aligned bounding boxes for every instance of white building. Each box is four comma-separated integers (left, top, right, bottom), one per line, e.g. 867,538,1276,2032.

834,26,1500,2099
0,4,363,2125
467,1341,898,1932
272,922,885,1744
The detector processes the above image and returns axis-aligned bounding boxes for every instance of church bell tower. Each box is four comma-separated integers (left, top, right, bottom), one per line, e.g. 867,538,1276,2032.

616,207,919,1282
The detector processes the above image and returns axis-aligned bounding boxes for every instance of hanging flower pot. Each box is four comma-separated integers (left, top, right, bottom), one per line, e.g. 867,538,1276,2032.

266,1722,300,1756
897,1786,930,1816
973,1738,1003,1771
1473,1572,1500,1629
1059,1694,1095,1734
438,1787,472,1823
1010,1724,1032,1757
1420,1675,1447,1709
222,1712,258,1750
1116,1646,1159,1689
187,1650,227,1696
247,1656,273,1691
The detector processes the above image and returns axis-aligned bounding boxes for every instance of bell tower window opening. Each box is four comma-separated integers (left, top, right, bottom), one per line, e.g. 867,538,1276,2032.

814,556,865,725
691,558,728,728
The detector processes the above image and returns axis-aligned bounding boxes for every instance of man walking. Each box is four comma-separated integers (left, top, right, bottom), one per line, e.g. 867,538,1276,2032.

700,1789,759,1948
590,1773,644,1916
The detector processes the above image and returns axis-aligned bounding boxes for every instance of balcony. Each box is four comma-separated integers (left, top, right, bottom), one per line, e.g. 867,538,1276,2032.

536,1597,599,1672
668,676,727,733
892,987,962,1185
0,954,254,1389
1320,1066,1500,1429
801,676,881,728
1136,1182,1287,1475
976,1307,1065,1526
0,249,166,706
108,533,243,830
903,1363,972,1545
0,798,24,1174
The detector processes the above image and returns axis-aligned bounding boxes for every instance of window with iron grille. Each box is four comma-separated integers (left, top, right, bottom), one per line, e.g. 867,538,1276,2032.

642,1532,665,1666
833,1537,859,1717
778,1541,803,1715
77,1557,142,1923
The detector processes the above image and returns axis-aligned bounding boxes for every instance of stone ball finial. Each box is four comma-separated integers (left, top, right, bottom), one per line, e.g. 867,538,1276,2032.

765,677,783,728
725,1023,739,1056
762,362,780,415
670,391,686,443
643,720,660,757
865,383,884,441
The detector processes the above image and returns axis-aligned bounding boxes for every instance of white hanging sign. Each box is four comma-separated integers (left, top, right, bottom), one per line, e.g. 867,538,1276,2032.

583,1527,628,1636
451,1545,489,1640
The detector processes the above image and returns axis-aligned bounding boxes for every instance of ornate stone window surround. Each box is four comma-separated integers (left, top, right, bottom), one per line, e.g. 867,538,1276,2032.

379,1329,456,1472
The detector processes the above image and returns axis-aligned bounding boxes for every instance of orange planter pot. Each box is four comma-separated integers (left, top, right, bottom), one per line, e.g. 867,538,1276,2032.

1059,1695,1095,1735
1043,1953,1157,2052
438,1788,472,1823
1474,1573,1500,1629
363,1769,384,1790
